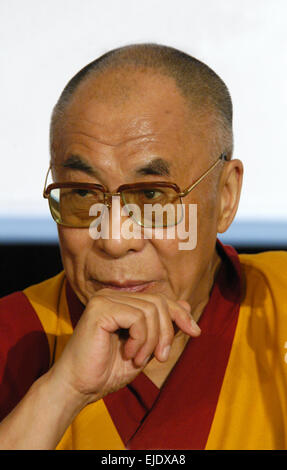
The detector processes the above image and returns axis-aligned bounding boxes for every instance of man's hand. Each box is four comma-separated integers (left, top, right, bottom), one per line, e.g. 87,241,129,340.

0,290,201,450
50,290,201,404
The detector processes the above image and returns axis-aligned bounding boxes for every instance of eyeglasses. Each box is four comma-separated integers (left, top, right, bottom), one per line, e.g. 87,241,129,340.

43,153,227,228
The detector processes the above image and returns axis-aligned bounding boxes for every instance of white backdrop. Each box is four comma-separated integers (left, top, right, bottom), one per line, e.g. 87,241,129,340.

0,0,286,243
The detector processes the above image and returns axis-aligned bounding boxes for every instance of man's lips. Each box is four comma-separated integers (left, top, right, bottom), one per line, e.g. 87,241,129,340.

91,279,156,293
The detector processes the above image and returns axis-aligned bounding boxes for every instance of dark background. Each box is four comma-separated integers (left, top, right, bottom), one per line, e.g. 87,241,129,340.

1,243,286,298
0,244,63,298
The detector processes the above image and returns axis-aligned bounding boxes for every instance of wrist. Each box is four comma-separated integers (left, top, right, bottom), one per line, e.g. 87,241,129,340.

40,367,94,415
0,367,93,450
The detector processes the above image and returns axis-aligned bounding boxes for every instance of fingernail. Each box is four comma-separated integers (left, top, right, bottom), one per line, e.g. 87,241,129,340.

162,345,171,361
191,318,201,334
142,355,151,367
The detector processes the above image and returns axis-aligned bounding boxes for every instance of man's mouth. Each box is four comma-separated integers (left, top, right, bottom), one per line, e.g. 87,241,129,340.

91,279,156,293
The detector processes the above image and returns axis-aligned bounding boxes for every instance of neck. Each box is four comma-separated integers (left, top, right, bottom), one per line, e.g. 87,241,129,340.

190,248,222,324
143,247,222,389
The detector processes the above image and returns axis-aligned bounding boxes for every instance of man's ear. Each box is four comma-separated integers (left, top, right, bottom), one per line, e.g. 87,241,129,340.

217,159,244,233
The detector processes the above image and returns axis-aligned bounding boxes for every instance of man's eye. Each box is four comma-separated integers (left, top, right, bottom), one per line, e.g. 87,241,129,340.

73,189,90,197
142,189,162,200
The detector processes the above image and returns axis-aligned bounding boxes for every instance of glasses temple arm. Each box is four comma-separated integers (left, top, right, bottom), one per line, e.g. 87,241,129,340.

179,153,227,198
43,165,51,198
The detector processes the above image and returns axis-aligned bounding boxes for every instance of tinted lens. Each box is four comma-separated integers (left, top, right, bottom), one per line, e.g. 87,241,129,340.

122,186,183,227
49,187,105,227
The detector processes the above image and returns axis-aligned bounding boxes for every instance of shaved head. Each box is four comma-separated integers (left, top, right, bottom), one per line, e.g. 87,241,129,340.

50,43,233,162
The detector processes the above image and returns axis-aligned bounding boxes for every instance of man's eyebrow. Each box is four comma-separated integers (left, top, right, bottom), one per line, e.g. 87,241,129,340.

134,158,171,177
61,155,99,177
61,155,171,178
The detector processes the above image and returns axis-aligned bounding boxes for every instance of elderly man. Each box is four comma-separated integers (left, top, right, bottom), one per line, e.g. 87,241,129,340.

0,44,286,450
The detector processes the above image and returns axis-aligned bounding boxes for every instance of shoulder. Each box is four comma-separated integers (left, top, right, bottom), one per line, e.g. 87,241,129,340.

0,272,65,420
239,250,287,312
238,250,287,348
0,270,66,363
0,290,43,341
239,250,287,294
22,270,66,307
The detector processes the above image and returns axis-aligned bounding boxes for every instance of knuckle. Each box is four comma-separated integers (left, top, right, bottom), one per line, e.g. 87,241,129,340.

134,307,145,320
155,294,168,310
85,296,115,320
157,292,167,303
146,294,167,312
145,303,158,318
89,294,109,307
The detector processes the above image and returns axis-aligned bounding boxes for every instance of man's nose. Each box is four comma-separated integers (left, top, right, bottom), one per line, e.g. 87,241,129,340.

94,196,145,258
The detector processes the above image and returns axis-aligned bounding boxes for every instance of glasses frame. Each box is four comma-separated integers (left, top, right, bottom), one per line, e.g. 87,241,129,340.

43,153,227,226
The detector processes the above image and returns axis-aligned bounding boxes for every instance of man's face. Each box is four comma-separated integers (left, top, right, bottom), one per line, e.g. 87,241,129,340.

52,68,223,313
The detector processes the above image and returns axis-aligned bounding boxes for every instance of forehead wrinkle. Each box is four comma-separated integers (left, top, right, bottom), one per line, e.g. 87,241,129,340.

62,122,160,149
